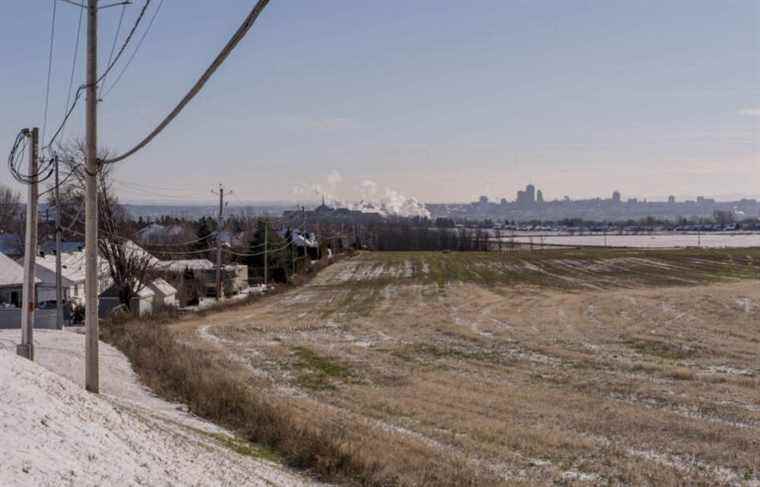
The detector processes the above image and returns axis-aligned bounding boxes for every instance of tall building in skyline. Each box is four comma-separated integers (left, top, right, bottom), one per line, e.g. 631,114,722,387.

526,184,536,204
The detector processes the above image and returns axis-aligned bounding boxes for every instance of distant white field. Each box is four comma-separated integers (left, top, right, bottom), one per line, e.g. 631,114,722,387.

507,233,760,248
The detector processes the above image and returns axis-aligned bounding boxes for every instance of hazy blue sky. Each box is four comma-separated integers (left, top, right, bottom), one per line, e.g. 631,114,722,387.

1,1,758,203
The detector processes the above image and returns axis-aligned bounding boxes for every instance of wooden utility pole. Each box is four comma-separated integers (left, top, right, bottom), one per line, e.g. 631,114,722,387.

85,0,99,393
263,222,268,286
54,155,63,330
17,128,39,361
215,184,224,301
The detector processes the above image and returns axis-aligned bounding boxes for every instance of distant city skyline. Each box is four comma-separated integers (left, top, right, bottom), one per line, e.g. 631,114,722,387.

2,1,758,203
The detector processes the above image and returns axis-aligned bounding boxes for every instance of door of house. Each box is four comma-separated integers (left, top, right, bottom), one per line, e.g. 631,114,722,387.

11,291,20,308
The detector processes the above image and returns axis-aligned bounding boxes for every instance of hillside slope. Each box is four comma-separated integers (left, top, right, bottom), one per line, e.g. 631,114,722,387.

0,331,317,487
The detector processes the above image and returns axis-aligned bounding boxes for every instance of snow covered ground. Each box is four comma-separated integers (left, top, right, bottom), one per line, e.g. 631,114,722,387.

508,233,760,248
0,329,319,487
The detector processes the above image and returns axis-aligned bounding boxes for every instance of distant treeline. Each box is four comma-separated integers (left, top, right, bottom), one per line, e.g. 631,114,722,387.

370,224,492,251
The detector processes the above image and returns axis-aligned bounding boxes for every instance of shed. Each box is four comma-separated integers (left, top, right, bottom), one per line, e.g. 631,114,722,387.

146,278,178,308
99,283,155,318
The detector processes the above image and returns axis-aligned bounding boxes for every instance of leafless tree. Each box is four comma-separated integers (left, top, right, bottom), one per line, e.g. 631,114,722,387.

53,140,156,309
0,184,22,234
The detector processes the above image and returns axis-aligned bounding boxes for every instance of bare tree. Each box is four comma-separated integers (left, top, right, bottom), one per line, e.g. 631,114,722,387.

0,184,23,255
53,140,156,309
0,184,21,233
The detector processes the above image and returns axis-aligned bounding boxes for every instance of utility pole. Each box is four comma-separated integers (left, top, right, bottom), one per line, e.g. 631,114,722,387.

85,0,99,393
54,155,63,330
215,184,224,301
263,221,268,286
17,128,39,361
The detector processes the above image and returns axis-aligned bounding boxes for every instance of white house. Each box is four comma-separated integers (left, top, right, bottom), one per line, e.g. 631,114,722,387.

31,260,76,305
0,252,27,308
0,252,58,330
35,252,112,306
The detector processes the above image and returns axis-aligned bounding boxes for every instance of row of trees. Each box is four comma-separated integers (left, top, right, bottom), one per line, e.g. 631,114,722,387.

370,224,492,251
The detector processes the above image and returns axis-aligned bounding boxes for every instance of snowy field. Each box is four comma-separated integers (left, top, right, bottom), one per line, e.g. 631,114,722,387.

0,330,318,487
179,251,760,485
506,232,760,248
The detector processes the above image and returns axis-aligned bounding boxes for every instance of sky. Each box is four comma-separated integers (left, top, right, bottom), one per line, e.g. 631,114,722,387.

1,0,759,204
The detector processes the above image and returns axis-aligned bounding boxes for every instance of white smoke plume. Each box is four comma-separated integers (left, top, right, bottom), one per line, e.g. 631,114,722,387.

299,174,431,218
343,180,430,218
327,170,343,187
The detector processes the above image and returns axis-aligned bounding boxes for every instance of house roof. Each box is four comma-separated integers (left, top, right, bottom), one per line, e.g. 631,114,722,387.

136,287,155,299
157,259,215,272
148,278,176,297
36,252,110,284
35,241,157,284
278,230,319,248
0,252,27,287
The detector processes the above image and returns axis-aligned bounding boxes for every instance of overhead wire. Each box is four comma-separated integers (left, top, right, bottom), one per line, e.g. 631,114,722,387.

102,0,164,97
95,0,152,90
104,2,127,80
42,0,59,145
223,240,293,258
103,0,271,164
46,0,152,151
8,131,56,185
61,4,84,142
58,205,220,249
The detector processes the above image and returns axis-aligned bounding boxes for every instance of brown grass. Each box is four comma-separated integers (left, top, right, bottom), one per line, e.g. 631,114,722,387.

106,249,760,486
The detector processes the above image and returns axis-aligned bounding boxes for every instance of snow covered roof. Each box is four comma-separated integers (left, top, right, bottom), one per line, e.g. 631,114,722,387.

0,252,26,287
148,278,177,297
36,252,110,284
157,259,215,272
281,231,319,248
36,241,157,284
136,287,155,299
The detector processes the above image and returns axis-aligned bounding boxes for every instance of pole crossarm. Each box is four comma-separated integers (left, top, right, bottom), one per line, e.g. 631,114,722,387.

60,0,132,9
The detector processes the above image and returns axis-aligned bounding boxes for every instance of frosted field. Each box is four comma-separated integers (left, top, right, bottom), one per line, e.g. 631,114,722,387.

176,251,760,485
507,233,760,248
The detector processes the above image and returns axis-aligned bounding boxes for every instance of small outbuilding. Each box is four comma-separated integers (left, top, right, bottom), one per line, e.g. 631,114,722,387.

99,284,155,318
146,278,178,308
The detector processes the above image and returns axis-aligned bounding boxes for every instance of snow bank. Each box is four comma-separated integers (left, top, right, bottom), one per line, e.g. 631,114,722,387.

0,331,317,487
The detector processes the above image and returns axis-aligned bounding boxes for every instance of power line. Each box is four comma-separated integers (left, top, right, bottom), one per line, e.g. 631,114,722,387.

103,0,272,165
8,131,55,185
46,0,150,151
95,0,152,90
104,2,127,73
61,5,84,142
112,181,197,200
42,0,59,145
102,0,164,97
39,167,80,199
111,177,199,198
223,240,293,258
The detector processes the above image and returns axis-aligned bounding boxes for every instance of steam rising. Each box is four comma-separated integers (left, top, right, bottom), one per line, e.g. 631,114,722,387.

293,172,431,218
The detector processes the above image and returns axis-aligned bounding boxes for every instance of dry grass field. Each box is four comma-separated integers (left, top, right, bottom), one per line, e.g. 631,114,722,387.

167,249,760,485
